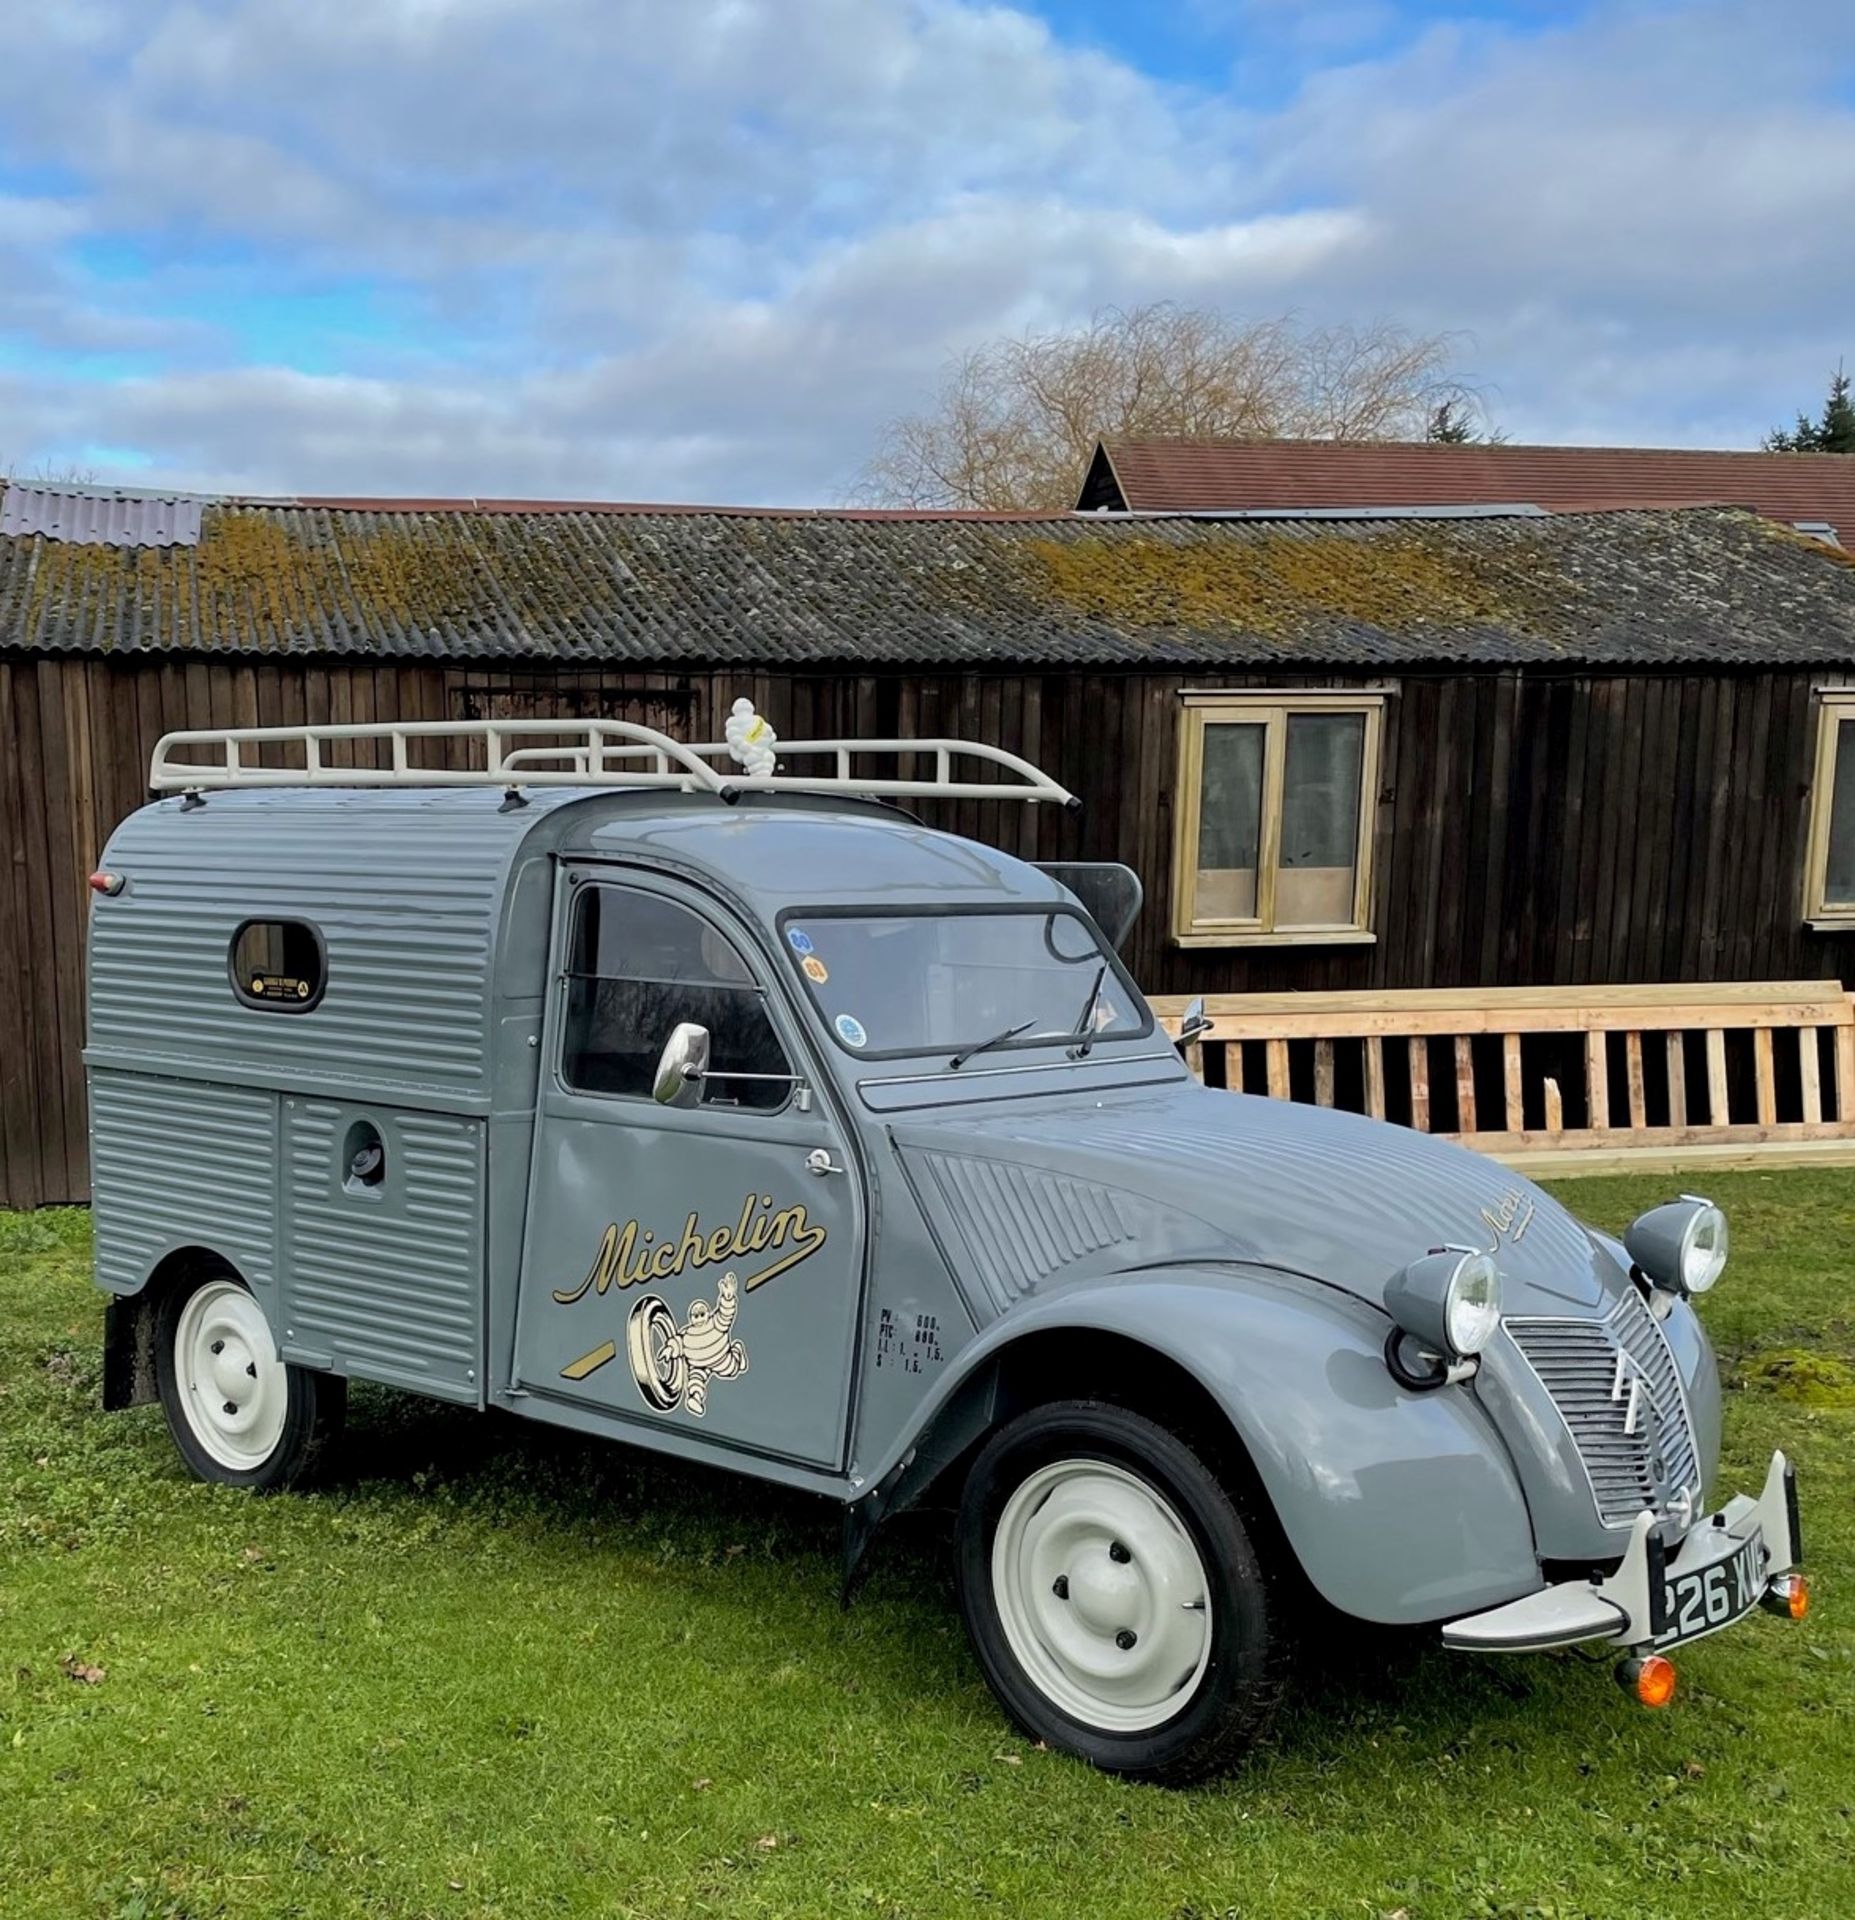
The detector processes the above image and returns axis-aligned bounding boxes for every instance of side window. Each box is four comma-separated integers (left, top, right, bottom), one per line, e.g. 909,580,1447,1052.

561,887,791,1110
229,919,325,1011
1172,694,1383,946
1806,693,1855,926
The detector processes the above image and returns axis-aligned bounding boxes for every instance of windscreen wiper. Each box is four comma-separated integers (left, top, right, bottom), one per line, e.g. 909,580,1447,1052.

1067,961,1109,1060
949,1019,1037,1070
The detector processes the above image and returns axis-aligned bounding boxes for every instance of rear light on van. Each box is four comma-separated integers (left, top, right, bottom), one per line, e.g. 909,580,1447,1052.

1763,1572,1809,1622
89,870,125,896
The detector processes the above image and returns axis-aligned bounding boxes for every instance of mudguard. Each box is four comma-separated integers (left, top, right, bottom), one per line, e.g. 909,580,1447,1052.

863,1262,1543,1627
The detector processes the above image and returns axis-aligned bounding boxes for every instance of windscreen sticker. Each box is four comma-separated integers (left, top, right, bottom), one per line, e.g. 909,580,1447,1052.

835,1012,868,1049
802,954,829,984
786,927,815,955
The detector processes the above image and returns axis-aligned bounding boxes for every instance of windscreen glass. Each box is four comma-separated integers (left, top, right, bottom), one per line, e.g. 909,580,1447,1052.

782,910,1149,1060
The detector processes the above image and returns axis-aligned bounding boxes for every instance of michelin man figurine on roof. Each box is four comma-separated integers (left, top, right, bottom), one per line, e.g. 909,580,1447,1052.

724,698,778,777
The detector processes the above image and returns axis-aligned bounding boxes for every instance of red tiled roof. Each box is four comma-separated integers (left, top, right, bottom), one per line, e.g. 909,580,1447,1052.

1083,438,1855,539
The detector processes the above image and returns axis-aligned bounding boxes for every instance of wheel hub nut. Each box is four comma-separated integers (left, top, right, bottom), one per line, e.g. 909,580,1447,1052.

222,1400,238,1416
1108,1541,1131,1563
1115,1629,1138,1650
1051,1575,1070,1599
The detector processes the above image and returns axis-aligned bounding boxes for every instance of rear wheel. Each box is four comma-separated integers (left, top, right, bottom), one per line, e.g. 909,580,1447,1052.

155,1269,345,1490
957,1400,1284,1784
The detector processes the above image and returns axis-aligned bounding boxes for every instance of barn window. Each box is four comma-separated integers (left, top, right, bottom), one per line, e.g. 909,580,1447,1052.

1172,694,1383,946
229,920,326,1011
1806,691,1855,926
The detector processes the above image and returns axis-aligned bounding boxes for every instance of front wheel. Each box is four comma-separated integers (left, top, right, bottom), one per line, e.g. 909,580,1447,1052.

956,1401,1285,1784
155,1269,345,1490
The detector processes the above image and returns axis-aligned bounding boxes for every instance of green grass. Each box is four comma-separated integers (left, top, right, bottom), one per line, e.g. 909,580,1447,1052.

2,1172,1851,1919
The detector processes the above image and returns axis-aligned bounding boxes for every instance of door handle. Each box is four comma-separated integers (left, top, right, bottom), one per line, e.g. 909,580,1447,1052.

804,1147,846,1177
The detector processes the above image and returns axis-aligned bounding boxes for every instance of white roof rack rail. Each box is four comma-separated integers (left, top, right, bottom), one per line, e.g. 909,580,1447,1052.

147,719,1076,808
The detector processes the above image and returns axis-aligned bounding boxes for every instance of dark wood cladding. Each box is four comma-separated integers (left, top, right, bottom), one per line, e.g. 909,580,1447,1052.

3,654,1848,1205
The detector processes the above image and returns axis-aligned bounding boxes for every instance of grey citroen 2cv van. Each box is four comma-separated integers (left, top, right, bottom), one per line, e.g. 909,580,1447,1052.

87,713,1807,1783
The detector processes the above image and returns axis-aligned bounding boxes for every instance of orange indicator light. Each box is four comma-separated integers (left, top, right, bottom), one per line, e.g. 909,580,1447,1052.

1617,1653,1677,1708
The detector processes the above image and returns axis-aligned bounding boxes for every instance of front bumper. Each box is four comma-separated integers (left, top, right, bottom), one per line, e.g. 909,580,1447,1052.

1441,1450,1802,1654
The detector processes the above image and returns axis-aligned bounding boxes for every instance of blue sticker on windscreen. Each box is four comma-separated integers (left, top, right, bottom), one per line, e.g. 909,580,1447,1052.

787,927,815,955
834,1012,868,1049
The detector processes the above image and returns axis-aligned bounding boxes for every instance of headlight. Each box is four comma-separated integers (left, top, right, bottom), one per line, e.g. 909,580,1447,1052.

1625,1195,1728,1296
1385,1247,1503,1361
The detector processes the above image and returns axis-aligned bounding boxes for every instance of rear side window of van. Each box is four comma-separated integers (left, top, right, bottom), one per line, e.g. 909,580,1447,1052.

229,919,326,1012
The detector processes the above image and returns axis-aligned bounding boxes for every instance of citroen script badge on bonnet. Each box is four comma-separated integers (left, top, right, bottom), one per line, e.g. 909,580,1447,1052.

1481,1188,1536,1245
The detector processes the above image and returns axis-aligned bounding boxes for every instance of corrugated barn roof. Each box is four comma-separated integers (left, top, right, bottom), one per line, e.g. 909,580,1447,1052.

0,484,204,547
1,488,1852,668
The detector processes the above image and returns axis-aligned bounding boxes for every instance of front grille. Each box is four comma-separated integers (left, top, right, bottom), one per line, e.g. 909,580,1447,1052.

1503,1289,1701,1529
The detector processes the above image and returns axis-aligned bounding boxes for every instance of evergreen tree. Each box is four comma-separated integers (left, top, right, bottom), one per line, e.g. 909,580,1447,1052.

1422,398,1505,445
1425,399,1476,443
1766,365,1855,453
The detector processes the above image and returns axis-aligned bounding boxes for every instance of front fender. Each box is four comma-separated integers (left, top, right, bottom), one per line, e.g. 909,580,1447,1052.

869,1263,1543,1626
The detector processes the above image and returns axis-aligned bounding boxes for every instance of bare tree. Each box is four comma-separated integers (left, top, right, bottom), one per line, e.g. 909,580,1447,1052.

855,304,1489,509
0,453,100,487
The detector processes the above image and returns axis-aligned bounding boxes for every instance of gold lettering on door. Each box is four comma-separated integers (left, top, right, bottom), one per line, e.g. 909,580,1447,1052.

552,1192,828,1306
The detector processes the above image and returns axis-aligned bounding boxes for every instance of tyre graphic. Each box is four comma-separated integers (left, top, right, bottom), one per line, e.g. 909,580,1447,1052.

627,1294,689,1412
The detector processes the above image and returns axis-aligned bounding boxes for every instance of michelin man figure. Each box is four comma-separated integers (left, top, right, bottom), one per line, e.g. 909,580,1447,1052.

658,1272,749,1418
724,697,778,779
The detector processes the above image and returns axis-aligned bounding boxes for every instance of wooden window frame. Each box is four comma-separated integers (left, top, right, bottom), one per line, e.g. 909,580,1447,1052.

1171,692,1383,948
1805,689,1855,930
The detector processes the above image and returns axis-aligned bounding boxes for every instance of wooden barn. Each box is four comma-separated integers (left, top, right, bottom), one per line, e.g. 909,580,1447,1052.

5,481,1855,1204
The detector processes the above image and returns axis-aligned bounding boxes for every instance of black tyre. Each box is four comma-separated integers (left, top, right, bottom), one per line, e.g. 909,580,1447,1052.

957,1400,1285,1784
154,1266,345,1491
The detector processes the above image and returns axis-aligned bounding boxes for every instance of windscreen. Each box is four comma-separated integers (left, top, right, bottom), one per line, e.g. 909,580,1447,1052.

781,909,1150,1060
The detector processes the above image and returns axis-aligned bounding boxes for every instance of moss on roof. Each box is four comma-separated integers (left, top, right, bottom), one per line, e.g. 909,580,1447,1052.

1022,528,1527,640
2,498,1852,668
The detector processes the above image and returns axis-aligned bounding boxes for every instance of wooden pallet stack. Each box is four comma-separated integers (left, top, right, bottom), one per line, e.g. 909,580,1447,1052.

1150,982,1855,1175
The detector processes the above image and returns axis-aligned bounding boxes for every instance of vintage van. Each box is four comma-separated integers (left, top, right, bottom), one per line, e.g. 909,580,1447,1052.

86,715,1807,1783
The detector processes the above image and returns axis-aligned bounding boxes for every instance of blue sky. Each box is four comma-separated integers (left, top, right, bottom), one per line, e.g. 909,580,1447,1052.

0,0,1849,502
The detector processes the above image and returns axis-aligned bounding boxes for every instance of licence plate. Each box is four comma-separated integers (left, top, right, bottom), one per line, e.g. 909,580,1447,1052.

1656,1527,1765,1648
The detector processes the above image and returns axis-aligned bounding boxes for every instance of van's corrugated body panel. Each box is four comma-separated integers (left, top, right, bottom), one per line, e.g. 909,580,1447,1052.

909,1150,1140,1319
89,1070,278,1297
280,1101,484,1401
90,790,571,1104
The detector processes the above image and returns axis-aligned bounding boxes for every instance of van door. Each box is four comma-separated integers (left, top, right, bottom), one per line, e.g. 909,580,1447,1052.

513,868,867,1469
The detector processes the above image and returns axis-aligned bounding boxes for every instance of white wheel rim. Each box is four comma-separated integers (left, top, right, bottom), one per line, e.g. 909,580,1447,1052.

173,1281,288,1471
991,1458,1213,1734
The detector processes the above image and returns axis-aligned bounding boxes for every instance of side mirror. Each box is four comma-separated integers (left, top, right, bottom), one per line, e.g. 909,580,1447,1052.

652,1022,711,1108
1176,995,1213,1046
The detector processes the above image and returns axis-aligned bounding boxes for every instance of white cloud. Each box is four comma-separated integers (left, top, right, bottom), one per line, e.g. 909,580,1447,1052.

0,0,1850,496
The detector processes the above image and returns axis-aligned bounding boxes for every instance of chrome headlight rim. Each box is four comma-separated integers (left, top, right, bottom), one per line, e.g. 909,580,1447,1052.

1385,1245,1505,1366
1675,1194,1728,1294
1625,1194,1728,1297
1444,1249,1503,1354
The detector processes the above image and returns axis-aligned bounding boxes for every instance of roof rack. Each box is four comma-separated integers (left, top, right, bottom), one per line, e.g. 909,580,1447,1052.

147,719,1077,808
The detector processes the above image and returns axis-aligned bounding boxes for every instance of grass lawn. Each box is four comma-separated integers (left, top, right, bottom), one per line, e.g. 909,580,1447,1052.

2,1171,1852,1920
